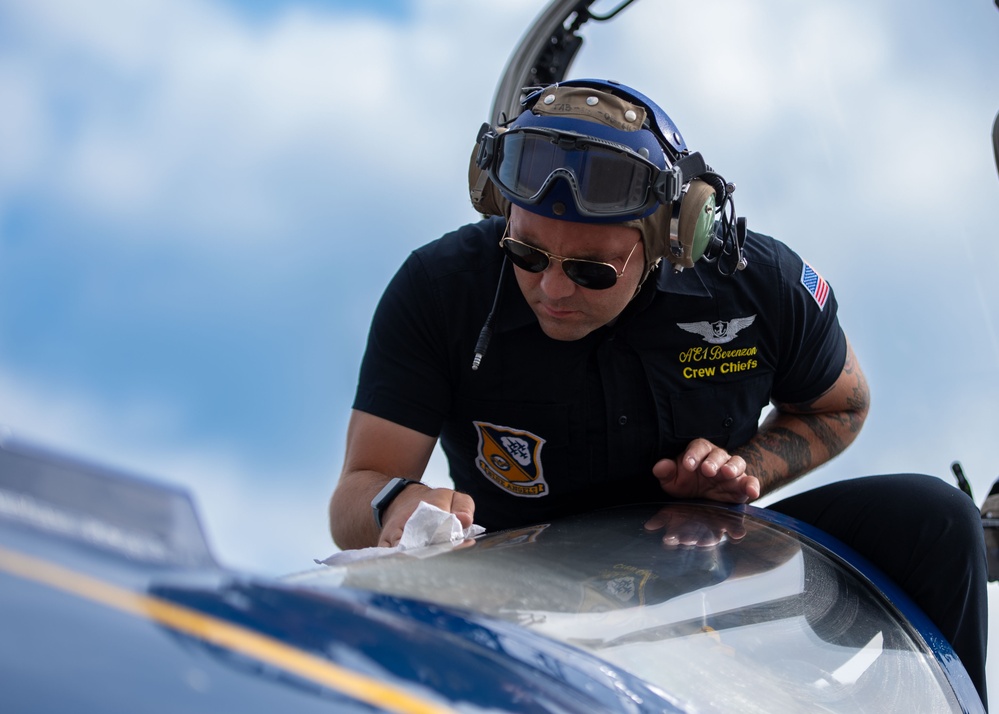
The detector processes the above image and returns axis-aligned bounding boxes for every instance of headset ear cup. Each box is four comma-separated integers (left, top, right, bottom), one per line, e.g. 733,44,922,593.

468,129,509,217
677,179,717,264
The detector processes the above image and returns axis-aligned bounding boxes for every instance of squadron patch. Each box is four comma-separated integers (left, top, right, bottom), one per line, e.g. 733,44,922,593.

473,421,548,498
581,564,655,610
677,314,756,344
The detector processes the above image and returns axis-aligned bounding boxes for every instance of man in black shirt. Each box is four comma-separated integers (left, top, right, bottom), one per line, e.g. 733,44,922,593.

329,79,987,704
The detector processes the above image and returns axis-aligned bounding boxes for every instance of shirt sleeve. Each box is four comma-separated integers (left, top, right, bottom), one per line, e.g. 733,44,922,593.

770,244,848,405
352,252,453,437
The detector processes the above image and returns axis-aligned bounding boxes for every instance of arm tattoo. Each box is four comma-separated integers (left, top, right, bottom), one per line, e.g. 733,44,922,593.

736,426,812,493
756,427,812,475
738,345,870,494
735,440,774,488
803,412,848,456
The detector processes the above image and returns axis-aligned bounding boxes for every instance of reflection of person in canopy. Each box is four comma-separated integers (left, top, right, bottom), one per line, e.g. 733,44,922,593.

339,505,789,618
328,79,988,704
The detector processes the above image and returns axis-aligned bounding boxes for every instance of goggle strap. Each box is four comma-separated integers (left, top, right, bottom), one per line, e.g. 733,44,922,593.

475,123,496,169
654,170,681,204
676,151,707,179
654,152,709,205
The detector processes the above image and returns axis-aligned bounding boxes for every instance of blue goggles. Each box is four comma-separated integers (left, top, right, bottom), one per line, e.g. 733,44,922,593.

488,127,685,220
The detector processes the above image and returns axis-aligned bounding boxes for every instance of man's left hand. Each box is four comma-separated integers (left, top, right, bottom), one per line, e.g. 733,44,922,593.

652,438,761,503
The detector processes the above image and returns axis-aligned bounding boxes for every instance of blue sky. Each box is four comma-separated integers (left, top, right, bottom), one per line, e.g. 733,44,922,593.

2,0,999,695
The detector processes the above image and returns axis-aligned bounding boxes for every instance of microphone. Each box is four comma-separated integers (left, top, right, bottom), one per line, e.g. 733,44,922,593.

471,323,493,371
471,254,509,371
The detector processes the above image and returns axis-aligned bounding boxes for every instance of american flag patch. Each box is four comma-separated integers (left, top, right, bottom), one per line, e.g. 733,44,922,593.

800,262,829,310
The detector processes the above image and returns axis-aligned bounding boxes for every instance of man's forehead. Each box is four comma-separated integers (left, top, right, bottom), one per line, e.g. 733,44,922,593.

510,207,641,250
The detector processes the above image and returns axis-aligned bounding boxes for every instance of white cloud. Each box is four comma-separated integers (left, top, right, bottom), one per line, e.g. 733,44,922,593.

0,0,546,249
0,64,48,194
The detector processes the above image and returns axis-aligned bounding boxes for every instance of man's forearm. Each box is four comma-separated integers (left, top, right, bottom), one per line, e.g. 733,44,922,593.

734,410,857,496
736,343,870,496
329,471,388,550
331,410,440,550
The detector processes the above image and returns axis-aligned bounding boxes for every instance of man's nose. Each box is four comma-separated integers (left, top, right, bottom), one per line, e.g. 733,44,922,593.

538,258,576,299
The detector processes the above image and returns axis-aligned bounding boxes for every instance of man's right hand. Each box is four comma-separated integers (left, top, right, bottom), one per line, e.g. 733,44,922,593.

377,485,476,548
330,410,446,550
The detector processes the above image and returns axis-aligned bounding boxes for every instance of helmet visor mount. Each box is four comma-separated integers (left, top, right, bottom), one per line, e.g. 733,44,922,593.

490,128,665,219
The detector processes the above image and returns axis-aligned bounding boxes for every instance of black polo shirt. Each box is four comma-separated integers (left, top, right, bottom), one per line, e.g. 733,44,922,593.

354,216,846,531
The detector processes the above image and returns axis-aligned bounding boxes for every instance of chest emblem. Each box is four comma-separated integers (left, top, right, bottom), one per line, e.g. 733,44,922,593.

473,421,548,498
677,314,756,344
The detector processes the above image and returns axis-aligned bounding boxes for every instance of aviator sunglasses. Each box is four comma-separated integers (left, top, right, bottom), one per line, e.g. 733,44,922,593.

499,225,642,290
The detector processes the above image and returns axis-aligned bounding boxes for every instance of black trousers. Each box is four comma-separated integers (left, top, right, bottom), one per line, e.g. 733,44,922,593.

770,474,989,709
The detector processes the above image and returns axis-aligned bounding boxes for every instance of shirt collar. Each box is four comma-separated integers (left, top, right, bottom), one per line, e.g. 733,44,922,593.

654,261,714,298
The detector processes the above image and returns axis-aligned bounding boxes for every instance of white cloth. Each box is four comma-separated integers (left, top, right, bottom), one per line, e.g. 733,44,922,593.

318,501,485,565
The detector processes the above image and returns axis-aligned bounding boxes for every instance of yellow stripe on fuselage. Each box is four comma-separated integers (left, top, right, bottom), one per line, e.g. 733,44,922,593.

0,545,455,714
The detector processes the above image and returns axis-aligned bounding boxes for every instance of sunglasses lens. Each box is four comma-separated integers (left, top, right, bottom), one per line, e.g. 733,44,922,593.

503,239,618,290
562,261,616,290
502,239,549,273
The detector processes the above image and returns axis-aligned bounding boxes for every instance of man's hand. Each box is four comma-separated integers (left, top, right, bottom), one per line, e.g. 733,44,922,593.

376,484,475,548
331,411,459,550
652,438,761,503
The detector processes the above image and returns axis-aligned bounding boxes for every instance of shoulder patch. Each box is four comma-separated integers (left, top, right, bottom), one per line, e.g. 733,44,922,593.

800,261,829,310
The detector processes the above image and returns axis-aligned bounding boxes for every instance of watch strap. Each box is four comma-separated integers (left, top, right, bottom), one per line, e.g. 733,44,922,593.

371,477,420,529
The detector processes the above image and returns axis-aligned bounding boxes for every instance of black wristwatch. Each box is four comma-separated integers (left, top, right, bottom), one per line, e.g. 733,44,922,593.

371,477,420,529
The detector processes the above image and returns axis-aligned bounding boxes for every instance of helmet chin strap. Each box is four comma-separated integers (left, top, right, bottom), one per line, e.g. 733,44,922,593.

631,256,662,299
